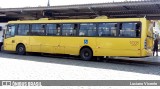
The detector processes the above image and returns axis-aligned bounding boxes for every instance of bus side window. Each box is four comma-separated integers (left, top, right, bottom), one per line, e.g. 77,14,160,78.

136,23,141,37
17,24,29,35
67,24,78,36
110,23,117,36
119,22,140,38
46,24,57,36
40,24,45,35
119,23,124,37
79,23,96,36
56,24,61,36
98,23,117,37
72,24,78,36
62,24,77,36
31,24,45,36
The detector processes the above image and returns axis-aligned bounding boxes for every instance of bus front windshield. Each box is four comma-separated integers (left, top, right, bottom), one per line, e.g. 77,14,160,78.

5,25,16,38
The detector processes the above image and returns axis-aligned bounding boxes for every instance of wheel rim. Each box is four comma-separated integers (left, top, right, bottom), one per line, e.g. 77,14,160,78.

18,47,24,52
83,51,90,57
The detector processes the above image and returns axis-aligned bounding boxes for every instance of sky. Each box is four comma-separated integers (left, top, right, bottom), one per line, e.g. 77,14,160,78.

0,0,140,8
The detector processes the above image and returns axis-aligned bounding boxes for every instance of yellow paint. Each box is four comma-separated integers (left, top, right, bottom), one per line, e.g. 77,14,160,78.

4,18,153,57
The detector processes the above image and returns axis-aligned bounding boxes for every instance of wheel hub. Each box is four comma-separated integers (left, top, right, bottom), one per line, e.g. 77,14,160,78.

84,51,89,57
19,47,23,52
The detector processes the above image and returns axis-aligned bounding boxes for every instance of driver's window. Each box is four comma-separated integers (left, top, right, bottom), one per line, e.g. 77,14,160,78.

6,25,16,38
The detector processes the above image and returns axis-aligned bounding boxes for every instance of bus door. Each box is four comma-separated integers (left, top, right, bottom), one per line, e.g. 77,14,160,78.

4,25,17,51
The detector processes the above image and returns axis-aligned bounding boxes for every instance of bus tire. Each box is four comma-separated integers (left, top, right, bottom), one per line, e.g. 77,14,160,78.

16,44,26,55
80,48,93,61
0,42,3,51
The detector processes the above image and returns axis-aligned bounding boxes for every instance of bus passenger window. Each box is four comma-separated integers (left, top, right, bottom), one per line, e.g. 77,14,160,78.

119,22,140,38
18,24,29,35
62,24,76,36
41,24,45,33
31,24,45,36
98,23,110,36
72,24,78,36
110,23,117,36
98,23,117,37
79,23,96,36
56,24,61,36
136,23,141,37
46,24,57,36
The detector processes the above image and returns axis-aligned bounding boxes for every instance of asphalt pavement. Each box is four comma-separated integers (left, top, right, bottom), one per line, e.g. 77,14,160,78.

0,52,160,80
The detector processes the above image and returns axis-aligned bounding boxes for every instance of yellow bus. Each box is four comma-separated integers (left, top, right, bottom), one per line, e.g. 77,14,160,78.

3,17,154,60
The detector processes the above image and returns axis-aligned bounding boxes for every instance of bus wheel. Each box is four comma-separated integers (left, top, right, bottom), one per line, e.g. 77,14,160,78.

80,48,93,61
16,44,26,55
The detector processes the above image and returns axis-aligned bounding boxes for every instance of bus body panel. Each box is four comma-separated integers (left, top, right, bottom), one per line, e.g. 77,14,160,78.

40,36,60,54
4,18,154,57
95,38,141,56
4,37,13,51
28,36,63,53
140,19,153,56
60,37,96,55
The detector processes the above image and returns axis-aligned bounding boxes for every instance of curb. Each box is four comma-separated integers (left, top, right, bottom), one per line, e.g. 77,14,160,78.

108,58,160,65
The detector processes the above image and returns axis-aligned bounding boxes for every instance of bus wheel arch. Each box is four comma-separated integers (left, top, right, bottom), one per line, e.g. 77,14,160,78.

16,43,26,55
80,46,93,61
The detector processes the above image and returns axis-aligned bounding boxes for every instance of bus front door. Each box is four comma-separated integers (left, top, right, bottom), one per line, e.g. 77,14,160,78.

4,25,16,51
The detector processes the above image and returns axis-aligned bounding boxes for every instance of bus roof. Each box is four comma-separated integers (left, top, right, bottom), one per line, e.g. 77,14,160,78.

8,18,147,24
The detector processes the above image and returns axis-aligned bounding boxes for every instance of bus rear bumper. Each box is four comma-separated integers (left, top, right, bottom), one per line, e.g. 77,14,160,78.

141,49,152,57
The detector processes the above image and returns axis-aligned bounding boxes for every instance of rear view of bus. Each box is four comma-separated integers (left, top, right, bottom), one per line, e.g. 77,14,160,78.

141,19,154,57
